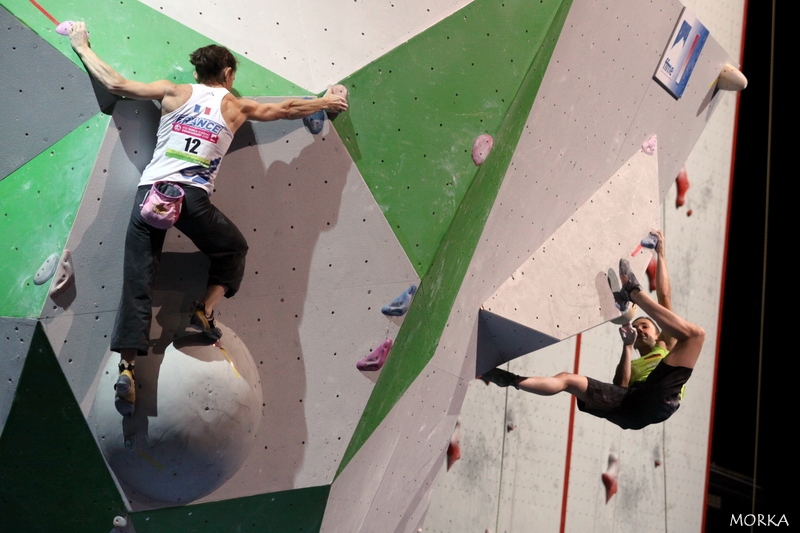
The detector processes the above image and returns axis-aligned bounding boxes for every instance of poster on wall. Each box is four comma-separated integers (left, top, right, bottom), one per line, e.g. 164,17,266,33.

654,7,709,99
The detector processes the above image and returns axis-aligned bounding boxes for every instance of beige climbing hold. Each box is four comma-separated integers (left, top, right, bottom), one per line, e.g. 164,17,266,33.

49,249,74,298
717,64,747,92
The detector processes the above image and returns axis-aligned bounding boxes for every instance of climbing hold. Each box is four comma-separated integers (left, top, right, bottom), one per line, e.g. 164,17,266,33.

610,303,638,325
55,21,89,37
640,233,659,250
327,84,348,119
33,252,60,285
655,460,662,468
356,338,393,371
94,322,262,503
687,209,693,217
675,166,689,207
646,256,657,292
55,21,73,36
113,516,128,531
303,110,325,135
446,418,461,471
601,452,619,503
472,134,494,165
381,285,417,316
717,64,748,92
49,249,74,298
641,135,657,155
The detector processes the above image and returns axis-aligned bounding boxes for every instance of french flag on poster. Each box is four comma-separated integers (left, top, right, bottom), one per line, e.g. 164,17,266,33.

654,7,709,99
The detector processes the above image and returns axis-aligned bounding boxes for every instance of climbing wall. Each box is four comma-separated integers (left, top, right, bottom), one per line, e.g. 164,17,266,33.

0,0,742,532
425,0,745,532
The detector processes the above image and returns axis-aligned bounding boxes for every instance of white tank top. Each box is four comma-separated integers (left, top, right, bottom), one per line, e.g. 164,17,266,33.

139,85,234,194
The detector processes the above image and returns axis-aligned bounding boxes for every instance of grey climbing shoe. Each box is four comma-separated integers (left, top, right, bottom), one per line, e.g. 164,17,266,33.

617,258,642,304
480,368,521,389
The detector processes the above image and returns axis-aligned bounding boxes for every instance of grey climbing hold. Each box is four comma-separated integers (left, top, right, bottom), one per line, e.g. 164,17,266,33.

34,252,60,285
49,249,74,298
472,134,494,165
640,233,659,249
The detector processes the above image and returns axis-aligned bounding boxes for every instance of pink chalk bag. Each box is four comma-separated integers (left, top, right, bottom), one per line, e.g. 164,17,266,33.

139,181,185,229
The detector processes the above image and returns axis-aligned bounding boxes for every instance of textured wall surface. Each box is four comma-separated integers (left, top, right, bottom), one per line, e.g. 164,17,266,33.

425,1,744,532
0,0,742,531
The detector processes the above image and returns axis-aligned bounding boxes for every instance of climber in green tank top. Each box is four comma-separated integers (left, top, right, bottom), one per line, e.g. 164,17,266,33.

482,229,703,429
613,230,684,400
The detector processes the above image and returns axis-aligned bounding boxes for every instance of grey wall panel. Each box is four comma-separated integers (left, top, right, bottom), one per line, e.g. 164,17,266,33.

0,318,37,437
0,6,114,180
40,100,159,412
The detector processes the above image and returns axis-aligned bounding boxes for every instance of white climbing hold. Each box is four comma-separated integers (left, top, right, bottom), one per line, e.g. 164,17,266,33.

113,515,128,530
34,252,60,285
717,64,748,92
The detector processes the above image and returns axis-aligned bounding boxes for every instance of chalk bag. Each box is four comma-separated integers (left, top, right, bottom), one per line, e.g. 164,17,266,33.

140,181,185,229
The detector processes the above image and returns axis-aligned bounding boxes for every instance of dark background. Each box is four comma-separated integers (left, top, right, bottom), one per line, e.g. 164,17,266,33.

707,1,788,529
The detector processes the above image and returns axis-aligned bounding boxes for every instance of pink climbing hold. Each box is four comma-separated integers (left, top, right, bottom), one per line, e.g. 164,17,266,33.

646,256,657,292
472,134,494,166
56,21,73,36
327,84,348,119
56,21,88,37
675,166,690,207
601,452,619,503
446,418,461,471
641,135,657,155
356,338,393,371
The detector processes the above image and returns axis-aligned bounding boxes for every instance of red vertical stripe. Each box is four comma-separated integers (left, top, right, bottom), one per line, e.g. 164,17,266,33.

28,1,60,25
560,333,582,533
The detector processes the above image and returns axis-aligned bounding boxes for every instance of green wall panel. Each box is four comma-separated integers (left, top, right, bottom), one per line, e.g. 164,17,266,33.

131,485,330,533
2,0,303,97
339,0,566,276
0,113,108,318
338,0,574,476
0,323,125,533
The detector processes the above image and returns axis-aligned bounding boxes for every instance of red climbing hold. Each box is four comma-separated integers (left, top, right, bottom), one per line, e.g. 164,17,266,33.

646,256,657,292
602,452,619,503
675,166,690,208
447,419,461,471
687,209,693,217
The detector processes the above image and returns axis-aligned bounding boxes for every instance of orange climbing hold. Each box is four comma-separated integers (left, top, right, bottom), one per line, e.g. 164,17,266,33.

675,166,690,208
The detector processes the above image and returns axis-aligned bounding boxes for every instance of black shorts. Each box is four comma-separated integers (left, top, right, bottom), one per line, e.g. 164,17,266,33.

577,362,693,430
